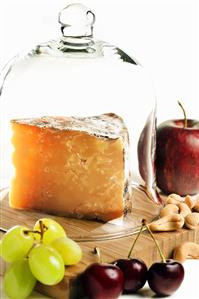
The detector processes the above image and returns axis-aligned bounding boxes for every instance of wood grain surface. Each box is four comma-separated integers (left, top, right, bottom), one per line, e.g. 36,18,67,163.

1,187,199,299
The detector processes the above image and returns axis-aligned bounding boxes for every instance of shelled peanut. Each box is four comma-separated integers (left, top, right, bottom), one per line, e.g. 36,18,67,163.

148,194,199,232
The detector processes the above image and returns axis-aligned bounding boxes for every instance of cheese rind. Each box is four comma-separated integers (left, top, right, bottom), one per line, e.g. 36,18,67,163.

10,113,131,221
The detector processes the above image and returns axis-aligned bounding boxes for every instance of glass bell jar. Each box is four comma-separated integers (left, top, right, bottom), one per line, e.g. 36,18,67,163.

0,3,160,241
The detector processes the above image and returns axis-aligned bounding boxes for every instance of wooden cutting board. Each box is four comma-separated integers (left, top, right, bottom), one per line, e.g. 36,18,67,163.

1,187,199,299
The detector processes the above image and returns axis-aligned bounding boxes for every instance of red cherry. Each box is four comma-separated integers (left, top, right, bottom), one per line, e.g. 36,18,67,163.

148,259,184,296
82,262,124,299
114,258,147,293
113,220,147,293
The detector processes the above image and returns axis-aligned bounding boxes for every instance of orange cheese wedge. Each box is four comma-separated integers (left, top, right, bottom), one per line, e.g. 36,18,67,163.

10,113,131,221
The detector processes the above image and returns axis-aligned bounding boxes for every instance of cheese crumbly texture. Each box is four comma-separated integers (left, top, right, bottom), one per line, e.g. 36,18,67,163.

9,114,131,221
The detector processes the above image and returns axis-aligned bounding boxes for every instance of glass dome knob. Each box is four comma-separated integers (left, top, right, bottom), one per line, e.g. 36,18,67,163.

58,3,95,38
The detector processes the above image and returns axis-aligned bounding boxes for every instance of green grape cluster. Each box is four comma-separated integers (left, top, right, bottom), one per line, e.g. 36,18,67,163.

0,218,82,299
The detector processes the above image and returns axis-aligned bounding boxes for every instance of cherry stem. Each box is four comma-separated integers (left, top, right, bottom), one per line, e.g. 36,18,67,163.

178,101,187,128
128,222,144,259
93,247,103,263
142,219,166,263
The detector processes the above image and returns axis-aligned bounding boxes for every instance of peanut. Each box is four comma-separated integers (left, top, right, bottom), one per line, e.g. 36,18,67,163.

166,193,183,205
149,214,184,232
173,242,199,262
160,204,179,218
184,195,194,209
177,202,192,218
184,212,199,230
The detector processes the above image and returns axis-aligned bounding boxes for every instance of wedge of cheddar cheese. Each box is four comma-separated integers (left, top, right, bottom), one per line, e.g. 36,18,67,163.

10,113,131,221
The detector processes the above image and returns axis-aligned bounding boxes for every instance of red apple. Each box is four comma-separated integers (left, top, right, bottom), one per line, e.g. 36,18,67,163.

156,114,199,195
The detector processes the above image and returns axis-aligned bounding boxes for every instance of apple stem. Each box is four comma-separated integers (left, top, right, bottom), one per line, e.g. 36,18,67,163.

178,101,187,128
94,247,103,263
142,219,166,263
127,222,145,259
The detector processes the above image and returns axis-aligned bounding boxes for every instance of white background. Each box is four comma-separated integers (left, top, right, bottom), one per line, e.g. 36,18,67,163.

0,0,199,122
0,1,199,299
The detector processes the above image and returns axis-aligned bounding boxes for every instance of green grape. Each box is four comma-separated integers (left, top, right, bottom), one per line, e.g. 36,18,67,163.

3,258,36,299
28,243,65,285
51,237,82,265
1,226,34,262
33,218,66,244
0,239,2,256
